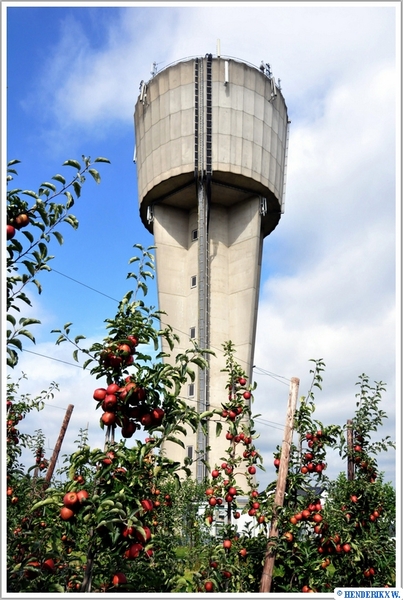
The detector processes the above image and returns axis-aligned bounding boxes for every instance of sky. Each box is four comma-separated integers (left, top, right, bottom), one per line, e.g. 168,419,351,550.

3,2,400,501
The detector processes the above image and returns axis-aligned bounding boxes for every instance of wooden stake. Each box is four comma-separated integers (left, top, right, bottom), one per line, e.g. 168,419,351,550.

44,404,74,484
259,377,300,593
347,419,354,481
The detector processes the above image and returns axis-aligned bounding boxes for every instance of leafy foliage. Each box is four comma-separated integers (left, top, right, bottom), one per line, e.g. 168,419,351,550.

6,156,110,367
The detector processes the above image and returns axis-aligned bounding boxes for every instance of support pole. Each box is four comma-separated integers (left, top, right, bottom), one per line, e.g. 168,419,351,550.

347,419,354,481
259,377,300,593
44,404,74,485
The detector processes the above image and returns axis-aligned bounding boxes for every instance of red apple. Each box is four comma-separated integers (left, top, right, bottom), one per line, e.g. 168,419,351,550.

77,490,89,503
140,499,153,512
101,411,116,426
42,558,55,573
7,224,16,240
248,466,256,475
106,383,120,394
127,543,143,559
63,492,79,508
60,506,75,521
112,572,127,585
93,388,107,401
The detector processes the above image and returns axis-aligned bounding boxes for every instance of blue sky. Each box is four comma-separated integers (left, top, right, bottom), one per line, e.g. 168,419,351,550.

3,3,400,493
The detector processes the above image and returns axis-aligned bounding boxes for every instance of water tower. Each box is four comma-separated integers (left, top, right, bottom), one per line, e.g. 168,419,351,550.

134,54,289,482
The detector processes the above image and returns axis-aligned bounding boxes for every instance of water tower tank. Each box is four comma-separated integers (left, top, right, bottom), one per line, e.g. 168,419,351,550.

134,55,289,482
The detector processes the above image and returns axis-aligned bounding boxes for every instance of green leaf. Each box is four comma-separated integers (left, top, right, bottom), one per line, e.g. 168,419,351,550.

7,314,16,326
7,338,23,350
63,159,82,170
19,317,41,326
88,168,101,183
40,181,57,192
19,329,36,342
31,496,60,511
73,181,81,198
166,435,185,448
94,157,111,163
52,174,66,185
22,189,40,199
32,279,43,294
64,190,74,209
21,230,34,243
52,231,64,245
215,422,223,437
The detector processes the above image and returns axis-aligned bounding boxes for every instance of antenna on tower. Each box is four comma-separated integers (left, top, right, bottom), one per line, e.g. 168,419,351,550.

217,39,221,57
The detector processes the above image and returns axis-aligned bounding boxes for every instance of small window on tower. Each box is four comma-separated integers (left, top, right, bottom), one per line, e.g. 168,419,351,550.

188,383,195,397
190,326,196,339
191,275,197,288
187,445,193,459
191,229,198,241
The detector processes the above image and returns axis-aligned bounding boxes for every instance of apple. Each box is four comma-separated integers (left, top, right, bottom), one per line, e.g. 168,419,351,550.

248,466,256,475
106,383,120,395
151,407,164,425
243,391,251,400
93,388,107,401
122,420,137,438
211,469,219,478
127,543,143,559
11,496,18,504
112,572,127,585
225,494,233,503
127,335,139,348
209,497,217,506
103,394,118,411
140,499,153,512
101,411,116,426
274,458,280,468
283,531,293,542
60,506,75,521
14,213,30,228
135,525,151,543
238,377,247,386
141,413,153,428
342,543,351,553
302,509,311,519
7,224,16,240
102,451,115,464
204,581,214,592
42,558,55,573
205,487,214,496
228,486,237,496
63,492,79,508
118,343,131,356
234,511,241,519
77,490,89,503
223,539,232,550
301,466,308,474
313,514,323,523
248,508,256,516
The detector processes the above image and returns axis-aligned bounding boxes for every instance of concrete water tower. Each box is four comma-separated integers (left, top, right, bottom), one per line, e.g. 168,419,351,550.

134,54,289,482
